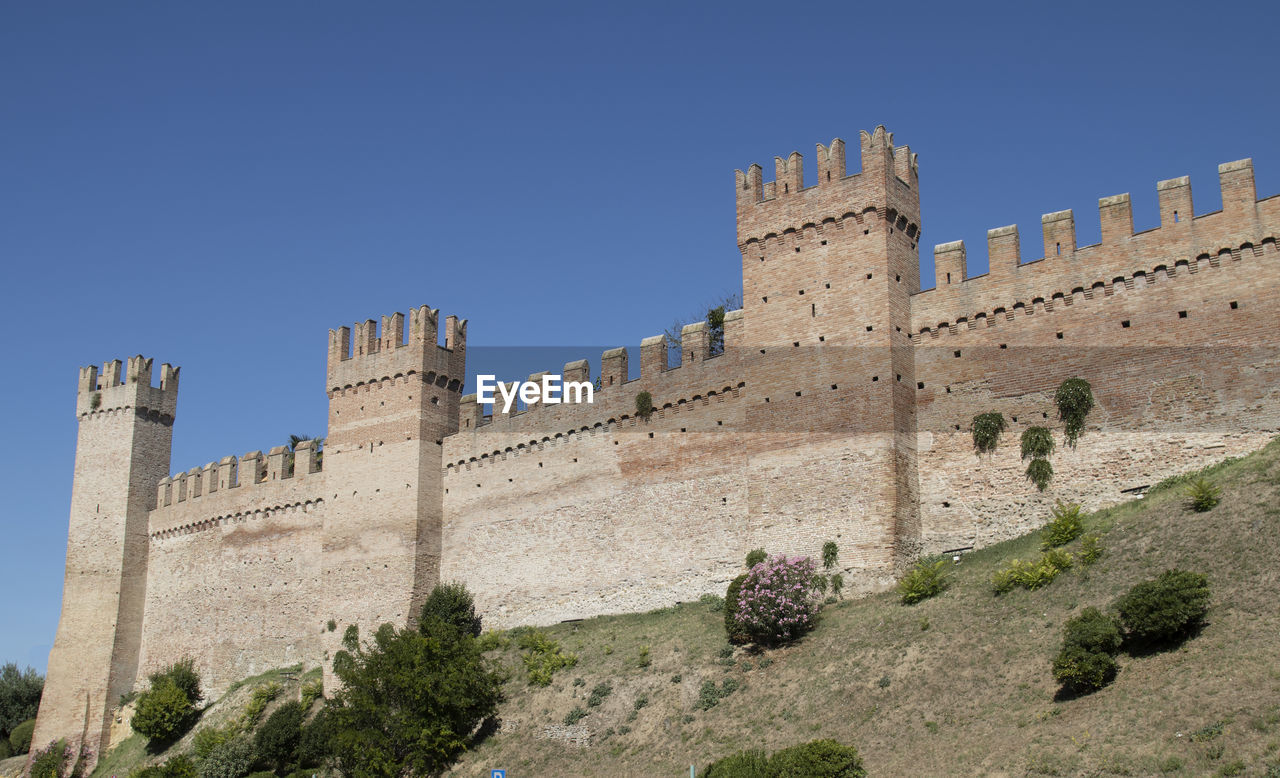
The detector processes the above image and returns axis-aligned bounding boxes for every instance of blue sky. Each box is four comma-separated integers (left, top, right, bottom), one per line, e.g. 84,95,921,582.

1,0,1275,672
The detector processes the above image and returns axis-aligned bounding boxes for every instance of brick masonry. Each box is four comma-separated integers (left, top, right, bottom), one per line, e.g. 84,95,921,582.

31,126,1280,770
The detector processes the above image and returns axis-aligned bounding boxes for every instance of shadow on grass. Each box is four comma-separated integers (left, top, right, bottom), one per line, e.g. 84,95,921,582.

1122,621,1207,658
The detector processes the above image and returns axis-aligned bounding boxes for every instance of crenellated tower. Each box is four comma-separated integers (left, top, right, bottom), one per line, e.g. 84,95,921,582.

736,126,923,574
33,357,178,770
320,306,466,687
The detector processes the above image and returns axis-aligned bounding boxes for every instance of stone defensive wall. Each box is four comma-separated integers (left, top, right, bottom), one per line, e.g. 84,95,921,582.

440,310,752,627
909,160,1280,553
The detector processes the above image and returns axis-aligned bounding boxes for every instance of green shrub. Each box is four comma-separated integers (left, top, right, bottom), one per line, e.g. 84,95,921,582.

325,621,504,778
1051,645,1117,694
0,739,10,760
193,724,234,759
586,682,612,708
1040,501,1084,549
299,678,324,709
829,573,844,598
296,707,333,768
821,541,839,569
637,646,651,668
1184,477,1222,512
992,553,1069,594
9,717,35,754
769,739,866,777
1055,378,1094,448
563,707,587,726
971,412,1006,454
635,391,653,420
255,700,305,771
419,581,482,638
724,574,750,644
198,737,255,778
150,658,202,706
28,739,70,778
517,629,577,686
704,748,771,778
240,682,280,729
1114,569,1210,646
745,548,766,568
1061,607,1123,655
1025,457,1054,491
132,678,196,743
1020,426,1055,459
696,679,737,711
897,558,949,605
1078,534,1104,566
736,555,820,647
699,593,725,612
157,755,197,778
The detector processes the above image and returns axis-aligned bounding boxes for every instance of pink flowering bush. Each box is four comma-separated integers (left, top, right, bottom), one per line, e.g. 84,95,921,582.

734,554,820,646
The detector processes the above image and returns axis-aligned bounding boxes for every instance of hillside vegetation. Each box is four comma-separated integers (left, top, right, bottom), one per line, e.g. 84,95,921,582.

448,438,1280,776
47,438,1280,777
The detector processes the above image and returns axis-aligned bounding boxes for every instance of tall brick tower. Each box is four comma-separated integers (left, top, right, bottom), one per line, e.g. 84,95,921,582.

33,357,178,767
737,126,922,577
321,306,465,686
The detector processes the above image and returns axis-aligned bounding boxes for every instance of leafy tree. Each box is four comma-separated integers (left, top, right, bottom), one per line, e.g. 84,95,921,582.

420,582,482,638
325,610,504,777
254,701,305,772
0,662,43,741
663,292,743,364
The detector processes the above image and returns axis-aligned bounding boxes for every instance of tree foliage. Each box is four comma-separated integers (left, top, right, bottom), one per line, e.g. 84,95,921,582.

0,662,43,741
419,581,483,639
325,599,504,777
254,700,305,771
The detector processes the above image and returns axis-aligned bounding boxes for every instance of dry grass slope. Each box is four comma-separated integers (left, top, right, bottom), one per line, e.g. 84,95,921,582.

449,438,1280,777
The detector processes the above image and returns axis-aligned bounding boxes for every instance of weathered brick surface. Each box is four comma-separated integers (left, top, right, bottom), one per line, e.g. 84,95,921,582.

33,128,1279,770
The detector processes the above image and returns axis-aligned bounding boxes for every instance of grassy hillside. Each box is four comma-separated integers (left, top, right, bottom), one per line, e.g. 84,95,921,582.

448,438,1280,777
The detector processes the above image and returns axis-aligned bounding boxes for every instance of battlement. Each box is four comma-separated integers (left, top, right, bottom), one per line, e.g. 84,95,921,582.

735,126,920,245
155,440,322,510
76,355,179,419
916,158,1278,340
926,158,1266,291
327,305,466,392
459,309,745,433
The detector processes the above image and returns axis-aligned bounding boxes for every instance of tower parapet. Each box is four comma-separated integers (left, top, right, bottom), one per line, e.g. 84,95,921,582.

327,305,466,392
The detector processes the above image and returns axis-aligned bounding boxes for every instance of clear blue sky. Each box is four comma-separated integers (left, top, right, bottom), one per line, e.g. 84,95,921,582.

2,0,1276,672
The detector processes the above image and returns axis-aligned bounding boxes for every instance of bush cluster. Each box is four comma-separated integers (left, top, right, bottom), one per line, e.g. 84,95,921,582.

518,629,578,686
734,555,820,646
1040,502,1084,549
254,700,305,772
28,739,71,778
992,552,1072,594
705,739,865,778
420,581,483,638
1114,569,1210,647
695,678,741,711
132,659,203,743
198,737,255,778
1051,608,1122,694
1049,570,1210,695
897,558,950,605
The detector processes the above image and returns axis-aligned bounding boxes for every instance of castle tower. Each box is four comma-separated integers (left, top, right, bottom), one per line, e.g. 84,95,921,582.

736,127,922,575
321,307,465,687
32,357,178,768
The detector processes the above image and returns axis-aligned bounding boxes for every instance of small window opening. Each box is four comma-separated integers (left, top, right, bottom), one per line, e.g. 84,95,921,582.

1230,301,1239,309
1121,320,1131,328
1178,310,1187,318
1174,210,1180,223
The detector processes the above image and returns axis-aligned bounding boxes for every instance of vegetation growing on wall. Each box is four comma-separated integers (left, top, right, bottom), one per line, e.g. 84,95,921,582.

634,391,653,420
1055,378,1095,448
971,412,1006,454
1021,426,1056,490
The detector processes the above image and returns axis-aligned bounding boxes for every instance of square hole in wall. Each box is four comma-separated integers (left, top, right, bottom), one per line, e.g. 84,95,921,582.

872,376,879,382
799,289,805,295
793,341,800,347
818,335,825,342
795,247,800,253
765,397,770,402
831,384,838,390
794,391,801,397
1230,301,1239,309
954,350,961,358
821,240,827,245
1000,343,1008,349
917,382,925,389
896,374,902,382
648,432,654,438
1056,332,1064,339
1121,320,1131,328
1178,310,1188,318
866,325,873,332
